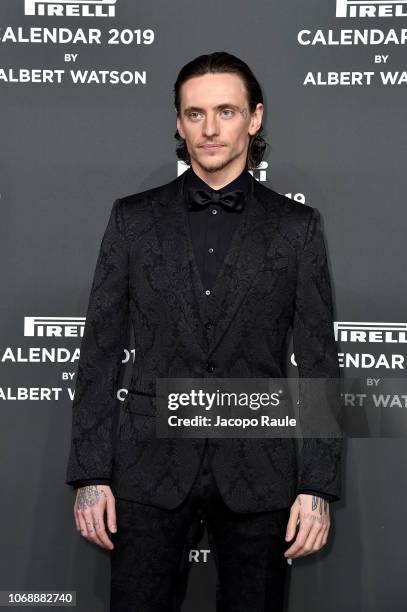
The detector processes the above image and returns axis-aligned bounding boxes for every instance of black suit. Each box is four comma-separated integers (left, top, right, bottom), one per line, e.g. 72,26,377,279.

66,167,342,610
66,168,342,511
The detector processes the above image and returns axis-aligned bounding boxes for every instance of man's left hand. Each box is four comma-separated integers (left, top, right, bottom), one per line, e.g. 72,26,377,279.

284,493,330,558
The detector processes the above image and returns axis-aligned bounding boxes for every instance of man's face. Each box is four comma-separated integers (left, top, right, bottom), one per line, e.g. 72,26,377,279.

176,72,263,174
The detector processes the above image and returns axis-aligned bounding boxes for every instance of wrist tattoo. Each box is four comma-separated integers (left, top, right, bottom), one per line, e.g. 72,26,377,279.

312,495,329,515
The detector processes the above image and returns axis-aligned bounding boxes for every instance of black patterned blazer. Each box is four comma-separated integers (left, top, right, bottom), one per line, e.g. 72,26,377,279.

65,170,342,512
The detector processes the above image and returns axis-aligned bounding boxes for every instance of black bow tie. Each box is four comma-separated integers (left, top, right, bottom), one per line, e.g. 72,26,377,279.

186,188,246,213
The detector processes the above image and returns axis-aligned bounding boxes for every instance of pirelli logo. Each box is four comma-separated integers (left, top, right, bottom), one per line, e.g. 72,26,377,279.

24,0,117,17
334,322,407,343
24,316,86,337
336,0,407,17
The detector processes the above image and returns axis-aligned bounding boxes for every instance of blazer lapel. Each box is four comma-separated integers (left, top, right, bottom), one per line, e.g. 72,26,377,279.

205,175,281,356
150,170,281,357
151,172,208,354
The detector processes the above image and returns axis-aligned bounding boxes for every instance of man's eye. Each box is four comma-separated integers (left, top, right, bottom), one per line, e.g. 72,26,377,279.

189,112,201,120
221,109,235,117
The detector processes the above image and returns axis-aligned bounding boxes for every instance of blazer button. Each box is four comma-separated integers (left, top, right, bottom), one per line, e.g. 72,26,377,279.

205,321,214,330
206,362,215,373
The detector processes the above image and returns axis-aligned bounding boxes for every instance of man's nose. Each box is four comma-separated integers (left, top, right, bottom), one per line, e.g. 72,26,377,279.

202,115,219,137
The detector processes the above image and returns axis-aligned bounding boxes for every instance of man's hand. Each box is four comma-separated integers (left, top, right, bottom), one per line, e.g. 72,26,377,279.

284,493,330,558
74,485,117,550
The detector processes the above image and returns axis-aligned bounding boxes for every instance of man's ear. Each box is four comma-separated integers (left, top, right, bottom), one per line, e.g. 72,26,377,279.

249,103,264,136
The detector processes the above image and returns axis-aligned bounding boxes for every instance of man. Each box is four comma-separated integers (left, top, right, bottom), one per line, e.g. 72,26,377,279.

66,51,342,611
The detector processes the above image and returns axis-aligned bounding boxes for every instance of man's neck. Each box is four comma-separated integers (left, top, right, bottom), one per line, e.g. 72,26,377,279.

189,161,247,191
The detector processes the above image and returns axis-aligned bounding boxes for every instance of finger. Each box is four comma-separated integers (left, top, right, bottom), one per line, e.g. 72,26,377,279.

73,503,81,532
77,511,89,540
312,526,327,552
82,509,104,547
285,505,300,542
319,523,330,548
293,523,322,558
91,507,114,550
105,495,117,534
322,522,330,545
284,521,312,557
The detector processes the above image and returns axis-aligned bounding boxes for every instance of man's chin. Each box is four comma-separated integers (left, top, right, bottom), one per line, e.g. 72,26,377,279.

194,153,232,174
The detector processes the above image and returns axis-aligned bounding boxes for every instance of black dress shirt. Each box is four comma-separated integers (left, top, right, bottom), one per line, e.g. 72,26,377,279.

73,165,335,503
183,165,250,293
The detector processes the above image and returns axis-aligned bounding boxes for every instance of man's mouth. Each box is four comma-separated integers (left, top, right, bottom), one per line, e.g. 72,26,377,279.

200,144,225,149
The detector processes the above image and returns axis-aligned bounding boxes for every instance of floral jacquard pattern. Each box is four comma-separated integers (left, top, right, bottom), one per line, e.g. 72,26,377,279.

66,171,342,511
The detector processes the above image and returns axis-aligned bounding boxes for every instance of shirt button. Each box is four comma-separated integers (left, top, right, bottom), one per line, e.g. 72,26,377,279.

205,289,211,296
205,321,214,330
208,248,214,254
206,362,215,373
211,209,218,215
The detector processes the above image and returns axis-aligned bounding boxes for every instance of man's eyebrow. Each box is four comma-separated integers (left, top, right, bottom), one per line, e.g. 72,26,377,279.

183,103,241,114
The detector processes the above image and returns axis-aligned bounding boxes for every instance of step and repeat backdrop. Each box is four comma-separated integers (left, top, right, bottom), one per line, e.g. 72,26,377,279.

1,1,406,611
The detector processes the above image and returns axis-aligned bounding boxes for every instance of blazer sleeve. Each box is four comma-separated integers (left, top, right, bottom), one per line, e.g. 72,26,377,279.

65,198,129,487
292,206,343,502
72,479,111,489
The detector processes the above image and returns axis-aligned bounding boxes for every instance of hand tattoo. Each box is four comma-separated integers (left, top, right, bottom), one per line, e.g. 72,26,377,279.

301,512,327,525
76,485,106,511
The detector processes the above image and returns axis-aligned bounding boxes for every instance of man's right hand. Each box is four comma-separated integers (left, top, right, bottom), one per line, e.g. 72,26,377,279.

74,485,117,550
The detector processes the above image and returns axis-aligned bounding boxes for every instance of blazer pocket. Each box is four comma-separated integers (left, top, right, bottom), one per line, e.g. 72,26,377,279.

124,391,157,416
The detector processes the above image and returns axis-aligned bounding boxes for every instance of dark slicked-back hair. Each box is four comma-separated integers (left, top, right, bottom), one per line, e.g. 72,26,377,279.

173,51,267,170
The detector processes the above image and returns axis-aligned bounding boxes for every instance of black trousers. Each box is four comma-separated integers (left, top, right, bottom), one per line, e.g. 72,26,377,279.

110,440,291,611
